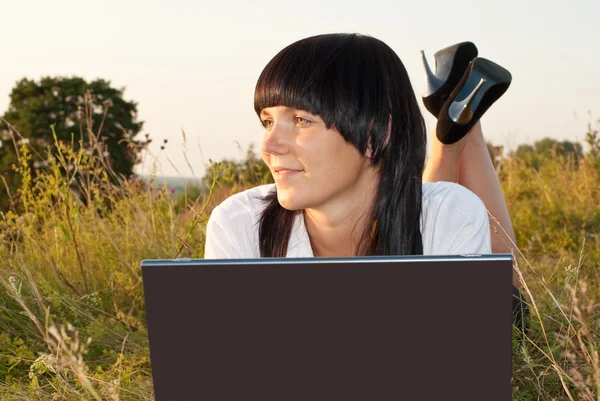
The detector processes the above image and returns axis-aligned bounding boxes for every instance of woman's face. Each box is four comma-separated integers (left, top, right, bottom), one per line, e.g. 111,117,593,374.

259,106,377,213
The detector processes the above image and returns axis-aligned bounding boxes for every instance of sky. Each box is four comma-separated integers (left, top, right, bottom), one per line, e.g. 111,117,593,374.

1,0,599,179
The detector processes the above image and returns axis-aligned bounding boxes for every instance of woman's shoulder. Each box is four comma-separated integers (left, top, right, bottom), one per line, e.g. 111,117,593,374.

421,181,491,254
211,183,276,220
204,184,276,259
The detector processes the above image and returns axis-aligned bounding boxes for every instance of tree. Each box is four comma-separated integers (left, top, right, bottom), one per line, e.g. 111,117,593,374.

510,138,583,169
0,76,148,210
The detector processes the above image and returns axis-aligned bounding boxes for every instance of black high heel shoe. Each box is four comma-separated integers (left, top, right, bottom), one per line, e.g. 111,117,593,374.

436,57,512,145
421,41,478,118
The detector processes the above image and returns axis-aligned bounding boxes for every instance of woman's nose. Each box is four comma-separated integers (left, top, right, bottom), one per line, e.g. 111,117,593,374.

261,122,289,156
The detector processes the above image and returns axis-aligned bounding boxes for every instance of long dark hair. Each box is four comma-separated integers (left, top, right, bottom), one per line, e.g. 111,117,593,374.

254,33,426,257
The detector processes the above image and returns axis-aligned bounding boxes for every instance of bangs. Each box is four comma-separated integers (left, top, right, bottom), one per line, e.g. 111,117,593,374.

253,33,420,163
254,34,357,130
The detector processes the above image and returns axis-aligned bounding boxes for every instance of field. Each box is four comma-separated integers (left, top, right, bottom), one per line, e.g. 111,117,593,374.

0,123,599,400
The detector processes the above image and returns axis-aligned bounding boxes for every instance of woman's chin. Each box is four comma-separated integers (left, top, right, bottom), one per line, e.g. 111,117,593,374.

276,189,305,211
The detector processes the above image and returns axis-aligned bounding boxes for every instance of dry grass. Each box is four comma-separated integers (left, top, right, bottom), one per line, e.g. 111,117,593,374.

0,110,599,399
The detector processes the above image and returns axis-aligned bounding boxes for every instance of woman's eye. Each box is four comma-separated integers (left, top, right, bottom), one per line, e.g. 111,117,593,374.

262,119,273,128
294,116,311,127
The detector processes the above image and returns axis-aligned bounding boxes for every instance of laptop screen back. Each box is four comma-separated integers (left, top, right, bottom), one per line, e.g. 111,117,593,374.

141,255,513,401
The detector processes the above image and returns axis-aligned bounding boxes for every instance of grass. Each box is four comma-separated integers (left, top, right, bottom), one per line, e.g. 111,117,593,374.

0,113,599,400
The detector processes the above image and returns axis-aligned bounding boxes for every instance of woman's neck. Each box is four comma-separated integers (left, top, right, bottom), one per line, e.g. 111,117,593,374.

303,178,378,257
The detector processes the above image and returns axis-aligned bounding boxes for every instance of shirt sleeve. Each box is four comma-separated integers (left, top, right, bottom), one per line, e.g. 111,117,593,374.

204,205,242,259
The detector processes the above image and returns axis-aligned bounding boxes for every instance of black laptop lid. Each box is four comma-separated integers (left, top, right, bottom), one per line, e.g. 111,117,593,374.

141,255,513,401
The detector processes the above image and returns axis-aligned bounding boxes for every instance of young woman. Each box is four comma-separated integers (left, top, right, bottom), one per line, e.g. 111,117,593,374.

204,33,518,287
204,33,528,331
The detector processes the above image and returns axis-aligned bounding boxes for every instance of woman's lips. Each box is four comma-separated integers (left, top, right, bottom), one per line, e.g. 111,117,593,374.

274,169,304,180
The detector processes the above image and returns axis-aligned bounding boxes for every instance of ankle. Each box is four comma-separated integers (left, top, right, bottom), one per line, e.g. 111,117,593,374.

431,125,469,161
460,121,487,156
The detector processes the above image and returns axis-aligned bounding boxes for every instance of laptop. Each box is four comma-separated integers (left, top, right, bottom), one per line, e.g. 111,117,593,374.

141,254,513,401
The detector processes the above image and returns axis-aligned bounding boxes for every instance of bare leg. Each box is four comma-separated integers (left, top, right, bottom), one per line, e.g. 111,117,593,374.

423,121,520,288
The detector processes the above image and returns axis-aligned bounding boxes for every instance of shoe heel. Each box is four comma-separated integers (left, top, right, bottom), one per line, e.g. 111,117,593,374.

449,77,486,124
436,57,512,145
421,41,478,118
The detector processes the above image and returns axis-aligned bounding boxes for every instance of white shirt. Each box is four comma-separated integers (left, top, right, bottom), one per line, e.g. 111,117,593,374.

204,182,491,258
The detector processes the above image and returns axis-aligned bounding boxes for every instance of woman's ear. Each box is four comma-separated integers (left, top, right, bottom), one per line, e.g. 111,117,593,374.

365,115,392,160
384,114,392,148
